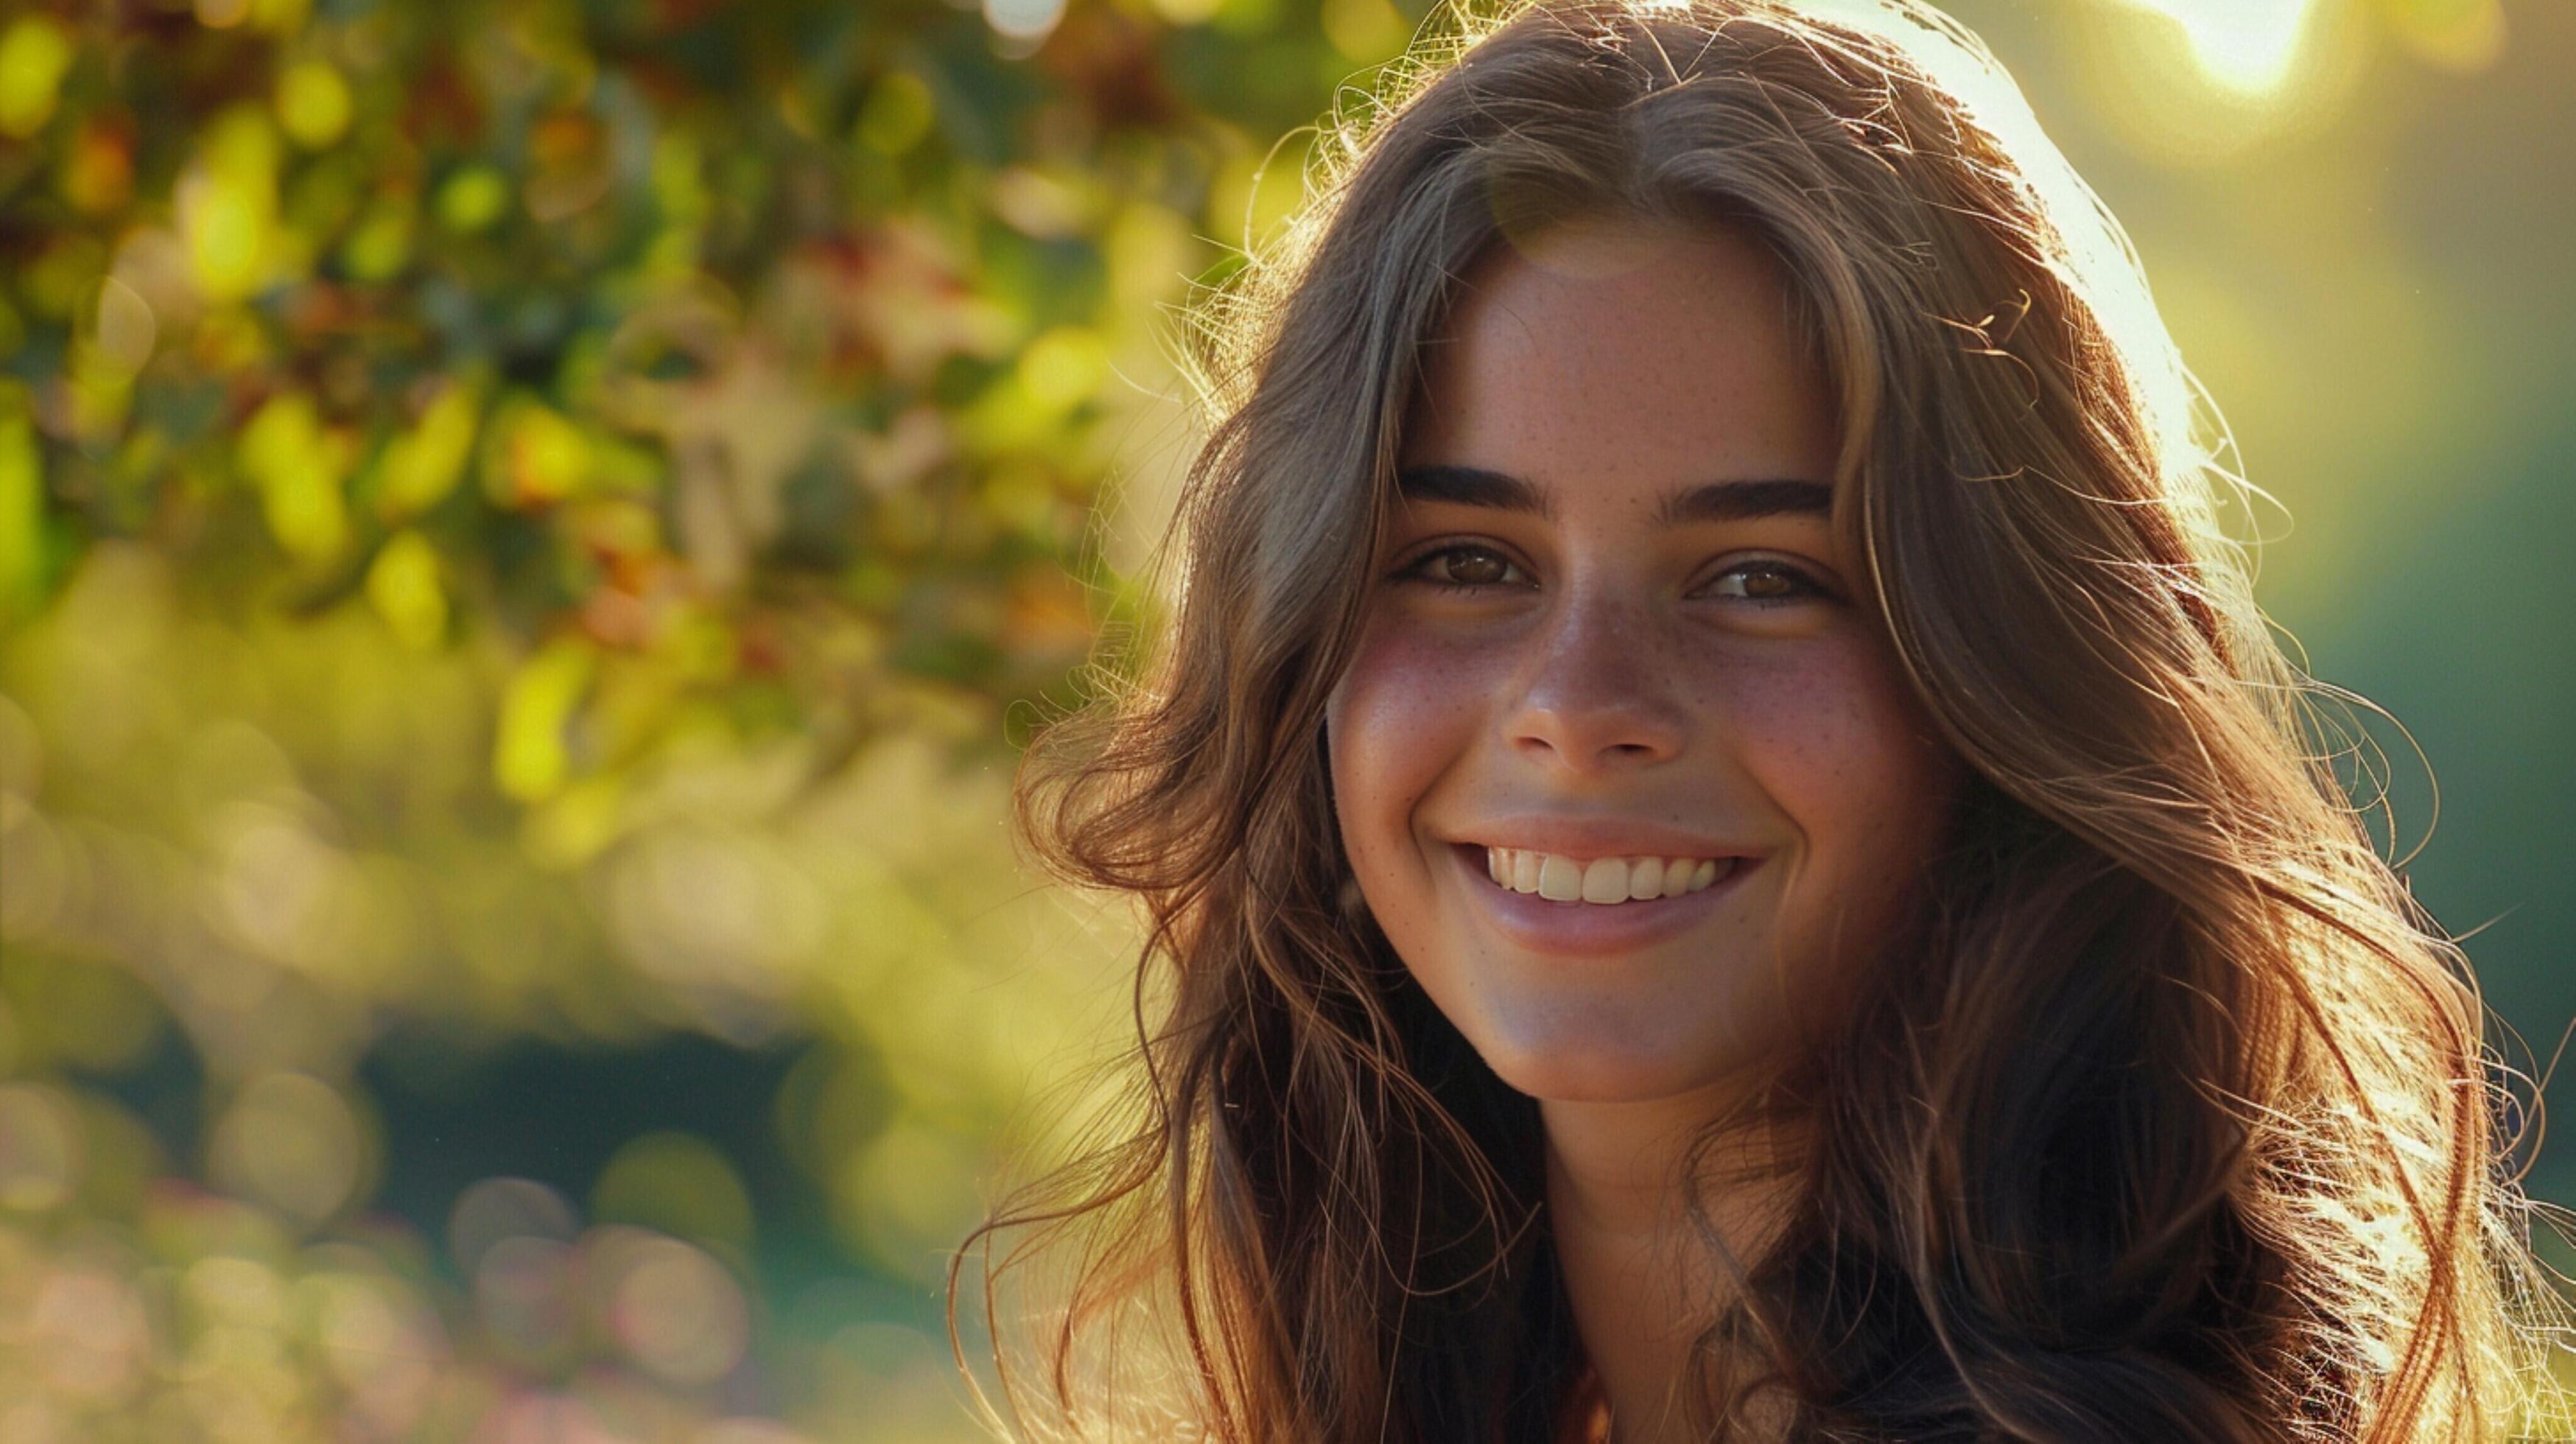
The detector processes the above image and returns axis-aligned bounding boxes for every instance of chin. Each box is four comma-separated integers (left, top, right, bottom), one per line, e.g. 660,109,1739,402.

1470,1024,1748,1104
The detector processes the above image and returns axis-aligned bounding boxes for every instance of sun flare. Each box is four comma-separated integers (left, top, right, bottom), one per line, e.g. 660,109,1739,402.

2111,0,2320,94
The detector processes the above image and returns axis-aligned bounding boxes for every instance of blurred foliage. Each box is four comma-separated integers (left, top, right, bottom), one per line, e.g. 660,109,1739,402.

1,0,2571,1437
0,0,1404,1433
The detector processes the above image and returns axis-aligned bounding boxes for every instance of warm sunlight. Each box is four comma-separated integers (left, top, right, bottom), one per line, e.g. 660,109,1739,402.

2111,0,2320,93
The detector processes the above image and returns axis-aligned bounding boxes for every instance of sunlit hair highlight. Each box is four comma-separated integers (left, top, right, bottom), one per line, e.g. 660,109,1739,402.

951,1,2575,1438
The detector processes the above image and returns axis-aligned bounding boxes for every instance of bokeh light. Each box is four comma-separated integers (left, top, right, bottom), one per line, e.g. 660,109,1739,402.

2115,0,2319,92
592,1227,751,1387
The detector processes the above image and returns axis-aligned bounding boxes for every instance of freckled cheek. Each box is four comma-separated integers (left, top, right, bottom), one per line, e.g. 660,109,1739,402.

1326,623,1498,850
1677,637,1954,849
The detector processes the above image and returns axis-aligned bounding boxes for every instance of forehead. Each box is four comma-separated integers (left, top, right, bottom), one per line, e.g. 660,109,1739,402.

1402,220,1836,491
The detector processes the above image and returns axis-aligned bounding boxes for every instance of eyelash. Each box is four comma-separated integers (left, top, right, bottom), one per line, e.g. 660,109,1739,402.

1392,542,1831,606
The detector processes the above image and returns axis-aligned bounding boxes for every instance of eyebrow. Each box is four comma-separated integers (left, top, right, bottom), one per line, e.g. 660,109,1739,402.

1393,465,1833,527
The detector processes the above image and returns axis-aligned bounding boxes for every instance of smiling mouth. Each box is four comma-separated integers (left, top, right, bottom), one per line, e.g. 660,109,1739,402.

1477,844,1740,905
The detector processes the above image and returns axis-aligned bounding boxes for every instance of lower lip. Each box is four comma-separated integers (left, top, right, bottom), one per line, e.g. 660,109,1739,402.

1448,843,1758,958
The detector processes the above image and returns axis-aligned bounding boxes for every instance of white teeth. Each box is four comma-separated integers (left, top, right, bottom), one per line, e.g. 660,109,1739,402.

1537,854,1582,901
1481,847,1734,905
1661,860,1693,898
1626,857,1664,900
1580,857,1629,904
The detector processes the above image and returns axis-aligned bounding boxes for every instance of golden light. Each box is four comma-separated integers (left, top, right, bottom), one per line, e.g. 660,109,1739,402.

2110,0,2320,94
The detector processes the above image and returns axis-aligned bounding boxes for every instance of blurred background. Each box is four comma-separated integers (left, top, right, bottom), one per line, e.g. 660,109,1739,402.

0,0,2567,1437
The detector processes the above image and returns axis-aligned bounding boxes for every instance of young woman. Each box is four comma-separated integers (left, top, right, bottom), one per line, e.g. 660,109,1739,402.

952,1,2572,1438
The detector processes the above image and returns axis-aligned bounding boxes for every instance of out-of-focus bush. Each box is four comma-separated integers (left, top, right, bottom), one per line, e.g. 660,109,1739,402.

0,0,1401,1434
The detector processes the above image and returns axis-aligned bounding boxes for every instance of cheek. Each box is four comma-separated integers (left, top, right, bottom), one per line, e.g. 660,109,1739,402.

1692,634,1959,957
1325,619,1495,849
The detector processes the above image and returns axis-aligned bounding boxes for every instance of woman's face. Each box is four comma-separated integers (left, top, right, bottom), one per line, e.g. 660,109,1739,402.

1325,220,1962,1104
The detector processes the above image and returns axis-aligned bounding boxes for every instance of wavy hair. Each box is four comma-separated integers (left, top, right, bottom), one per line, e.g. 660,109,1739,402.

950,1,2572,1437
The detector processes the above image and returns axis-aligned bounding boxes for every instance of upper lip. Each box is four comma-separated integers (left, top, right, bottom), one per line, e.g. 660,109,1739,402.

1447,817,1757,861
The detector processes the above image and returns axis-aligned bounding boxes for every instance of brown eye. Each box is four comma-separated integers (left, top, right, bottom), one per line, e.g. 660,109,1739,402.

1398,544,1529,591
1704,560,1826,604
1738,567,1792,598
1441,547,1512,586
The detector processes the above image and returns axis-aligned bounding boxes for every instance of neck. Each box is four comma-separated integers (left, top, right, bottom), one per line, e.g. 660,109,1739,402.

1540,1085,1800,1444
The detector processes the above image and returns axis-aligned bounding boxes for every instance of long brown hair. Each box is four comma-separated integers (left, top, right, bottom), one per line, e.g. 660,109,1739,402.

950,1,2572,1437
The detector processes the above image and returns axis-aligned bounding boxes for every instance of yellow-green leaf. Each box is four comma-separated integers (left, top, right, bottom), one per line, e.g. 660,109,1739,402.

494,639,597,802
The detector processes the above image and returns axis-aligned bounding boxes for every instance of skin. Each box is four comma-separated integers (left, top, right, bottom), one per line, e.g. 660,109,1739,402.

1323,220,1964,1440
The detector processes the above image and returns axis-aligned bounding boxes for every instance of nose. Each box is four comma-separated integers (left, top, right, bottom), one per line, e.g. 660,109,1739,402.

1503,584,1690,774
